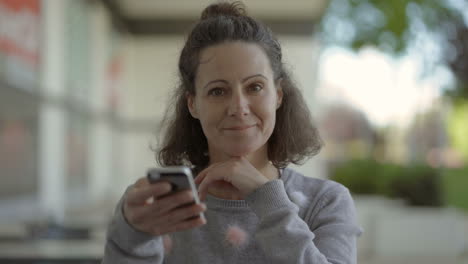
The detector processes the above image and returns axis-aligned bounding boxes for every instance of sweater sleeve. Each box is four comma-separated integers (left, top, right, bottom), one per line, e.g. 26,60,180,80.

101,189,165,264
245,180,362,264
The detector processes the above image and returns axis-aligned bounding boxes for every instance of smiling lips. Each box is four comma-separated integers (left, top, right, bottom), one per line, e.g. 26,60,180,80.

223,124,256,131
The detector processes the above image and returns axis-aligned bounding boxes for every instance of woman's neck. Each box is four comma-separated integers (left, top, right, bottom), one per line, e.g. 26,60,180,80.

208,144,270,170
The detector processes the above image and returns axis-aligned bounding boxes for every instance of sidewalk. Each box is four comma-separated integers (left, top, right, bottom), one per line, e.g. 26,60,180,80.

359,256,468,264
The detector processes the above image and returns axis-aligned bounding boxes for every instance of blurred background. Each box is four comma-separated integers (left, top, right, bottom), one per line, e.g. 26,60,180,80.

0,0,466,263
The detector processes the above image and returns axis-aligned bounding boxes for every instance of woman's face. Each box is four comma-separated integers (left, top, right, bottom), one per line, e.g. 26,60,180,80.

188,41,282,159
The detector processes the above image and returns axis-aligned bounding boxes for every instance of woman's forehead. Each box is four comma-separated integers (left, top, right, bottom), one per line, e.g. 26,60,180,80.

196,42,274,81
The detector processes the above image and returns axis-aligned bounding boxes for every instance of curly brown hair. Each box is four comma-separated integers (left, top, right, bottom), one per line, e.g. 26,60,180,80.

157,1,322,169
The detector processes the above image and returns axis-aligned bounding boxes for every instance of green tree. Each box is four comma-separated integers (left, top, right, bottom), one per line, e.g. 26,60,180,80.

319,0,468,100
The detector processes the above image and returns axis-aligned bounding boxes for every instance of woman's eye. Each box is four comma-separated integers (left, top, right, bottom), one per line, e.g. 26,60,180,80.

249,84,263,92
208,88,225,96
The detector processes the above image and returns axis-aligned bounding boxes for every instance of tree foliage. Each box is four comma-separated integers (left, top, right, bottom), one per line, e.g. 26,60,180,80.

319,0,468,100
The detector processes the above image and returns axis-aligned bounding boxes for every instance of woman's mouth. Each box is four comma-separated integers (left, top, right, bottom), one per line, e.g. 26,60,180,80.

224,124,256,131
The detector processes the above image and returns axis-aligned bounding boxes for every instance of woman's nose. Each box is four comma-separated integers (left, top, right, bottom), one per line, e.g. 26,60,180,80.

227,92,250,117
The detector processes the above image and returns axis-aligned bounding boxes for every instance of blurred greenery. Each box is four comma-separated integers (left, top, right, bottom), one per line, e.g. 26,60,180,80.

331,159,468,210
447,99,468,160
442,167,468,211
390,165,443,207
319,0,468,100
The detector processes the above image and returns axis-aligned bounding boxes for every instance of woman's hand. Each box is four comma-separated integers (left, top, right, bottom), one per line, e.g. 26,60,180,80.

123,178,207,236
195,157,269,201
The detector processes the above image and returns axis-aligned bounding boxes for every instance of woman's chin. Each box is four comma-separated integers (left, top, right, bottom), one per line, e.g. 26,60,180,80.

209,139,266,159
223,145,261,157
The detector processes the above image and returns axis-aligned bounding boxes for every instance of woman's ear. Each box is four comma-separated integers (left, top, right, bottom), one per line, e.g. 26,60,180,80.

186,93,199,119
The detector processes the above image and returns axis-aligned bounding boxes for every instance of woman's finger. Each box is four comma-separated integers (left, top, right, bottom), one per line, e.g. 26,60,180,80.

197,172,227,201
154,189,196,214
134,177,149,187
194,162,219,184
128,188,195,223
127,195,205,234
194,170,208,185
126,181,173,206
159,203,206,225
145,203,207,236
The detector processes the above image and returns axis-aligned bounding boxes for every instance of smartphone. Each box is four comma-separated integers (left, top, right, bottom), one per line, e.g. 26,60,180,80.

146,166,205,220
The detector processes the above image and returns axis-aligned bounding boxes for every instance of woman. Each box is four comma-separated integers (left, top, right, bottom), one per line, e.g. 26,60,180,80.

102,2,362,263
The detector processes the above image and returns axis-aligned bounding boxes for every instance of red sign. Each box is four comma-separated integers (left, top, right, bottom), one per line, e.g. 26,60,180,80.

0,0,40,67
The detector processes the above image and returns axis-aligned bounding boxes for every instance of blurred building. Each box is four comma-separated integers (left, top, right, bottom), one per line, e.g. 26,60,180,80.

0,0,327,228
318,102,376,162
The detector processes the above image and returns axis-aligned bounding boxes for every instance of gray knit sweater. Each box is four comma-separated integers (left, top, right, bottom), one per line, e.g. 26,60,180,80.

102,167,362,264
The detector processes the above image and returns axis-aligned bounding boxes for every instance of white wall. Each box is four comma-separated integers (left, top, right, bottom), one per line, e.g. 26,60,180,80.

114,36,185,192
87,2,114,203
119,36,184,121
38,0,67,223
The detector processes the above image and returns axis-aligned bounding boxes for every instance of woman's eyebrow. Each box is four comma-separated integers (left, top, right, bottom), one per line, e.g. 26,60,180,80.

242,74,267,82
203,79,228,90
203,74,267,89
